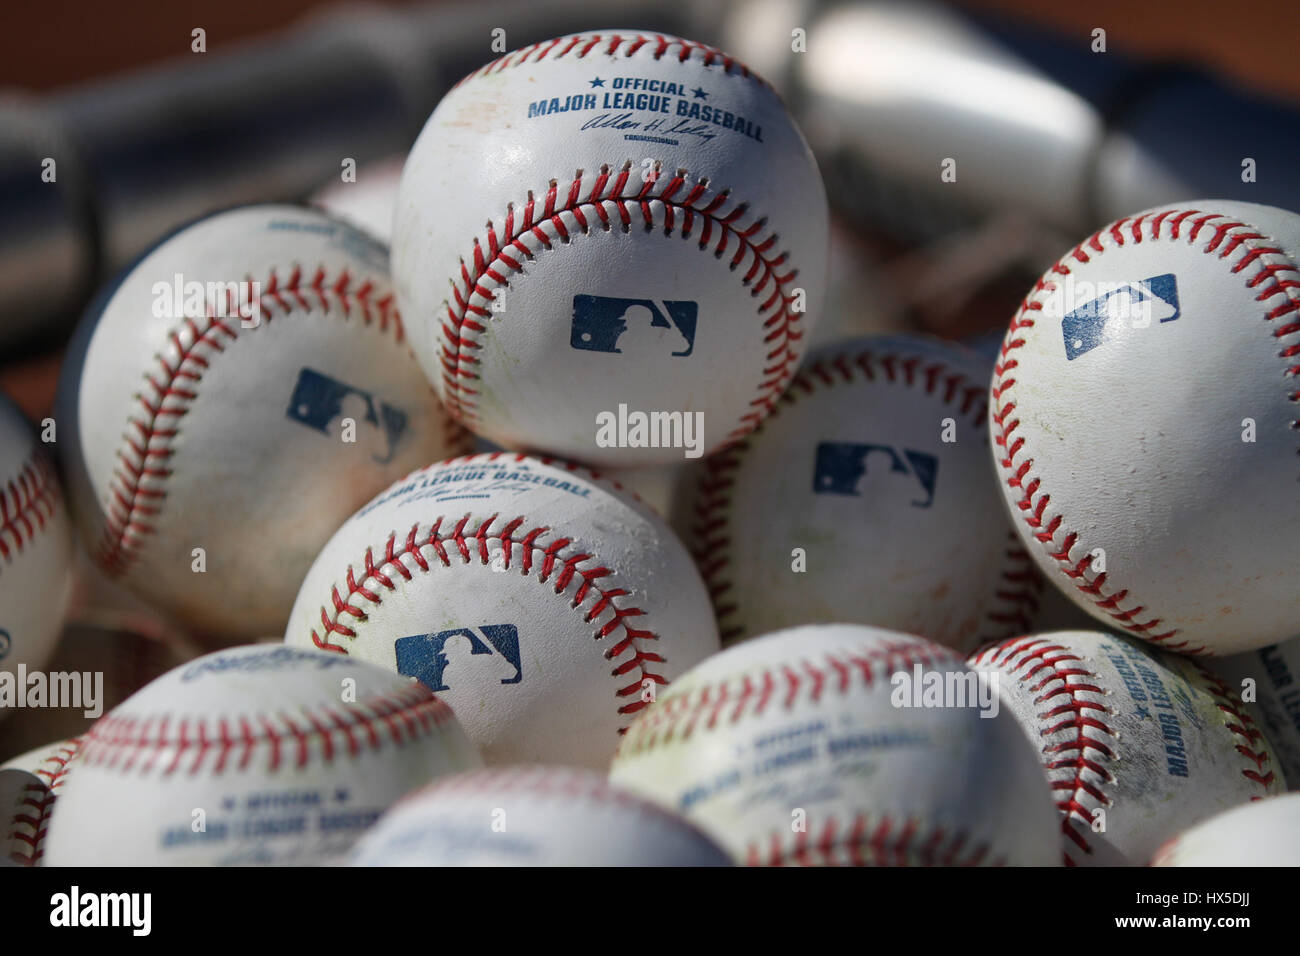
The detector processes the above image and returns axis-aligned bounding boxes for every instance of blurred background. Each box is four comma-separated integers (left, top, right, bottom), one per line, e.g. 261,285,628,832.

1,0,1297,754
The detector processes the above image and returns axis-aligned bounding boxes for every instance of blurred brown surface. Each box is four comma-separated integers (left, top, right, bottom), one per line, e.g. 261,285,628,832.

950,0,1300,101
2,0,1295,410
0,0,424,90
2,0,1296,96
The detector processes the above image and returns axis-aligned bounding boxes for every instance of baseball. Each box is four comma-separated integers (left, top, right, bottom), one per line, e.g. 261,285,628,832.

283,453,719,768
56,203,471,639
43,644,480,866
1,737,81,866
969,630,1286,866
990,200,1300,655
0,394,74,704
678,334,1040,650
1152,793,1300,866
609,623,1061,866
1211,637,1300,790
392,30,829,465
351,766,732,866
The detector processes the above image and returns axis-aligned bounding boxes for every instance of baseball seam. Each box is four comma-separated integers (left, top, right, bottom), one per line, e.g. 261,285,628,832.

690,348,1041,642
1192,662,1281,792
76,683,456,776
616,639,955,751
970,637,1115,865
745,813,1000,867
456,32,761,88
94,265,467,579
614,639,1005,865
7,739,81,866
305,458,665,725
0,452,61,566
437,160,806,444
972,635,1278,866
992,210,1300,655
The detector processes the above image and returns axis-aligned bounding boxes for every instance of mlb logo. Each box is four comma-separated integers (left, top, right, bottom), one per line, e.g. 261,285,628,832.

570,295,698,357
394,625,523,692
1062,273,1181,360
285,367,408,463
813,442,939,509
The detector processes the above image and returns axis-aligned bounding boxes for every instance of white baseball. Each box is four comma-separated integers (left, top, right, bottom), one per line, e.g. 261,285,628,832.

610,623,1061,866
0,395,73,703
990,200,1300,655
0,737,81,866
969,630,1286,866
393,30,829,465
1153,793,1300,866
309,156,404,243
1211,638,1300,790
283,453,719,768
56,204,471,639
678,334,1040,651
43,644,480,866
351,765,731,866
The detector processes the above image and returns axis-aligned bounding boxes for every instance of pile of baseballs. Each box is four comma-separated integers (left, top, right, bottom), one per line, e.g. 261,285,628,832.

2,30,1297,867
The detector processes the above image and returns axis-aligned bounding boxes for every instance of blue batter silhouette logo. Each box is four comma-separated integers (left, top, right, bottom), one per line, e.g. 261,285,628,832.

813,442,939,509
394,625,523,692
1062,273,1180,361
286,367,408,464
570,295,697,357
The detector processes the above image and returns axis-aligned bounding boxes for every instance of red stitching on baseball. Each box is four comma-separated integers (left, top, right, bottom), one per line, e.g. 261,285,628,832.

0,452,60,566
745,813,998,866
455,32,761,88
437,160,805,443
688,347,1039,642
1193,662,1279,792
971,635,1279,867
302,453,665,726
991,210,1300,654
76,683,455,778
614,638,1001,866
616,638,956,754
93,266,465,579
7,739,82,866
969,637,1113,866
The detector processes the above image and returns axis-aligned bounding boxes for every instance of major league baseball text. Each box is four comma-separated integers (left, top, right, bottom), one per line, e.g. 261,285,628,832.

611,624,1060,865
393,31,830,465
285,453,719,768
970,631,1285,866
43,645,481,866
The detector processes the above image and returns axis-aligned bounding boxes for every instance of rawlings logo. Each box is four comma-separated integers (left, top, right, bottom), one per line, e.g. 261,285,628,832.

570,295,697,358
813,442,938,509
286,367,408,464
395,625,523,692
1060,273,1181,360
